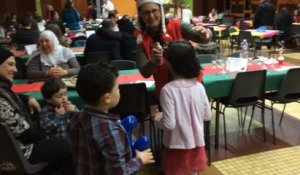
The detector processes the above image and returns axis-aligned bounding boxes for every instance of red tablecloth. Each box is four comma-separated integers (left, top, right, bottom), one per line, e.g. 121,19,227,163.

118,73,153,83
12,82,44,93
70,48,84,54
12,73,154,93
13,50,26,57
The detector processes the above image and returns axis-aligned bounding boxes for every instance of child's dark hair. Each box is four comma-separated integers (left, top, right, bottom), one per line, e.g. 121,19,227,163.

41,77,67,100
76,62,119,106
165,40,200,78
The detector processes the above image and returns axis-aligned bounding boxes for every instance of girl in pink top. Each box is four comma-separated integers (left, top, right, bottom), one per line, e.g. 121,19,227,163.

153,40,211,175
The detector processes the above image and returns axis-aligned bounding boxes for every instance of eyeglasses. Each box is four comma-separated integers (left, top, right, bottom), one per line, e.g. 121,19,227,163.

141,8,160,16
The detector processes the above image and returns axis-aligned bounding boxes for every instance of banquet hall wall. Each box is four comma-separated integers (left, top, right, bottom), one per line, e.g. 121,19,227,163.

0,0,298,25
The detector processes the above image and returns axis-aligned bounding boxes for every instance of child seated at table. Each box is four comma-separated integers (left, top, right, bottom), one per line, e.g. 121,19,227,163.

68,62,154,174
40,77,77,139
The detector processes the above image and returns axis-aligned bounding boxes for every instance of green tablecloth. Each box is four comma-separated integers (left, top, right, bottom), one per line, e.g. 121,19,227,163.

202,69,287,99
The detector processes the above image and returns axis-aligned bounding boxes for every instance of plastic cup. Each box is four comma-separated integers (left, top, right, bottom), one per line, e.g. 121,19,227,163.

278,60,284,65
278,56,284,65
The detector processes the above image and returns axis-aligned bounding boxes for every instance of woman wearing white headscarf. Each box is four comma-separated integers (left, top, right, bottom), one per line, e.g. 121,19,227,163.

26,30,80,80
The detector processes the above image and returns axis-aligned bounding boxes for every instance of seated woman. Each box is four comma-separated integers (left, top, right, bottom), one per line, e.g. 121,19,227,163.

0,47,75,175
293,9,300,23
208,8,218,22
26,30,80,80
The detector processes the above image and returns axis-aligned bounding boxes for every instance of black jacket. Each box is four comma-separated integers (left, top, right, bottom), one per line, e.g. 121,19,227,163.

253,1,275,28
275,10,293,35
11,28,39,49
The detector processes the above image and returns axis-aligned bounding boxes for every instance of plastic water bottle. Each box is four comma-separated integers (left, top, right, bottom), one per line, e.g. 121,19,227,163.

240,39,249,59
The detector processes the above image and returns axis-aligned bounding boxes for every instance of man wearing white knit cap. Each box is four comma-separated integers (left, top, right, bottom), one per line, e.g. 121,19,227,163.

134,0,211,97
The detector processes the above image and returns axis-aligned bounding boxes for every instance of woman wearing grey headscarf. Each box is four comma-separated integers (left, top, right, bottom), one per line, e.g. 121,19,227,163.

26,30,80,80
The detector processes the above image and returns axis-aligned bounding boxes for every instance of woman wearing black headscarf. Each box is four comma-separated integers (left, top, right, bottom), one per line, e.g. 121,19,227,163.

0,48,75,175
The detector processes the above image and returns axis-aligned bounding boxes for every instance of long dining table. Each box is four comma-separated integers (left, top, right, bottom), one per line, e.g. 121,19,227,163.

230,29,279,39
202,62,297,148
13,62,296,148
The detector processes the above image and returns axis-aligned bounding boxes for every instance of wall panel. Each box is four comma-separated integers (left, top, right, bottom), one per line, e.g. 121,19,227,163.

111,0,137,17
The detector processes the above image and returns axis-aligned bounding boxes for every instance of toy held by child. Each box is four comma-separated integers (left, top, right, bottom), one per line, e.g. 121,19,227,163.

153,40,212,175
121,115,138,139
40,77,77,139
121,115,150,152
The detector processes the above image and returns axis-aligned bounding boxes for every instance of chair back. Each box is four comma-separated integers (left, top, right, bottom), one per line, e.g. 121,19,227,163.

238,31,253,47
123,50,139,61
228,70,266,106
291,24,300,35
276,68,300,102
222,16,234,26
207,27,216,42
239,20,250,30
0,123,48,174
72,40,86,47
85,51,112,64
220,26,231,38
196,54,216,64
109,83,149,122
110,60,136,70
228,51,241,58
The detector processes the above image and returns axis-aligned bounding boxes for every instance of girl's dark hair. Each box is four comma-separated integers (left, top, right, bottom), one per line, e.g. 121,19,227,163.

41,77,67,100
165,40,200,78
